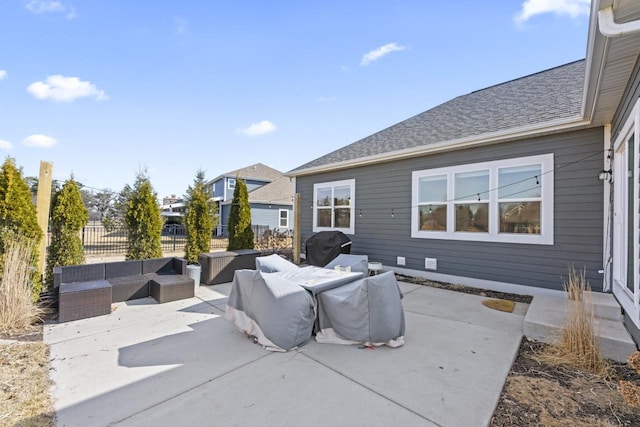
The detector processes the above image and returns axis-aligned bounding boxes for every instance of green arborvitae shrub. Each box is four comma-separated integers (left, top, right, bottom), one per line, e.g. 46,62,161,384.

184,170,215,263
227,177,254,250
45,178,89,289
0,157,43,301
124,173,162,260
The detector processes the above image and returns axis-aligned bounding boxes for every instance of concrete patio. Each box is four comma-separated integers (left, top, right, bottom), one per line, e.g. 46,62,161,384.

45,281,528,427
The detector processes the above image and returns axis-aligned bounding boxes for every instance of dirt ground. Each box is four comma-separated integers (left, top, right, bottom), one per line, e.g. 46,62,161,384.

491,340,640,426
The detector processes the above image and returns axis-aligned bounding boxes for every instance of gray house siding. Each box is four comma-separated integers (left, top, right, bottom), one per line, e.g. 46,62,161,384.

251,204,293,230
612,54,640,140
296,127,605,292
211,180,225,200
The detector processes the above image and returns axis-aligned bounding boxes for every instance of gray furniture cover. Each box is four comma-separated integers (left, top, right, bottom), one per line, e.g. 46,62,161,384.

316,271,405,347
270,266,363,296
255,254,300,273
224,269,315,352
324,254,369,275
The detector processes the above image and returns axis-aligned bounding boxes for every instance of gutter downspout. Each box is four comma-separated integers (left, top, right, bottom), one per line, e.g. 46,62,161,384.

598,6,640,37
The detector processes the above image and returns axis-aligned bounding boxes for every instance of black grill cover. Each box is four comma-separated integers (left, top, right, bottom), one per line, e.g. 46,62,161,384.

305,231,352,267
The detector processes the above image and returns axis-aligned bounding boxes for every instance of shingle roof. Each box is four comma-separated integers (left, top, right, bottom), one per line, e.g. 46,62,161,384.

247,176,293,205
289,60,585,174
212,163,283,183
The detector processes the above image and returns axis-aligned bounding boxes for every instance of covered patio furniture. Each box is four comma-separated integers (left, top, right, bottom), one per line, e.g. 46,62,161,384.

255,254,300,273
224,269,315,352
324,254,369,275
315,271,405,347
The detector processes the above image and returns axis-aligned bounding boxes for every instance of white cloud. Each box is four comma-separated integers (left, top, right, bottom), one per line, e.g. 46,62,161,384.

0,139,13,150
514,0,590,24
175,16,189,35
25,1,77,19
0,70,7,80
238,120,277,136
27,75,107,102
360,43,407,66
23,134,58,148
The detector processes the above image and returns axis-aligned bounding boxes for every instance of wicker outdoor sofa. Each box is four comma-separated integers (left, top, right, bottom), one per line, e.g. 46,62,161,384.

53,257,194,322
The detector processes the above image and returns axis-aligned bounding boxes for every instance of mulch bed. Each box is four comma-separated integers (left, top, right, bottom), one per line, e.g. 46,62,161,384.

394,273,533,304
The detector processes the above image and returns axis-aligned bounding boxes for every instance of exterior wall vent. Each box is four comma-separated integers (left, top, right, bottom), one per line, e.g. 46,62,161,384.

425,258,437,270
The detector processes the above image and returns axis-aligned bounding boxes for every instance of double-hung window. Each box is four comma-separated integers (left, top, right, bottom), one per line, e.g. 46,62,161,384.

228,178,236,190
411,154,553,244
279,209,289,228
313,179,355,234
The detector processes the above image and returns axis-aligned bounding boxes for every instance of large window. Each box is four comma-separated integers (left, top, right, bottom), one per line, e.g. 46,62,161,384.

313,179,355,234
411,154,553,244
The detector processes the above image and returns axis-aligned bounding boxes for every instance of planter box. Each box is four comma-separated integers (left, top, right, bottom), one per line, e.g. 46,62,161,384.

198,250,261,285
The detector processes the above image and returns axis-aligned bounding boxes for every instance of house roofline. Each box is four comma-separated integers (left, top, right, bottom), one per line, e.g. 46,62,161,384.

286,116,591,177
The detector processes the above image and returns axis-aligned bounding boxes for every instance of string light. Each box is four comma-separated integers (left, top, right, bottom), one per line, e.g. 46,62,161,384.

391,209,395,218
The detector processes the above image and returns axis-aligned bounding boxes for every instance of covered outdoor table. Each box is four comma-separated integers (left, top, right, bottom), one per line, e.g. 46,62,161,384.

266,266,364,296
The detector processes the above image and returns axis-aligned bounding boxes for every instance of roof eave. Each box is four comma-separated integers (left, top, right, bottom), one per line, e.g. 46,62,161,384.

286,116,589,177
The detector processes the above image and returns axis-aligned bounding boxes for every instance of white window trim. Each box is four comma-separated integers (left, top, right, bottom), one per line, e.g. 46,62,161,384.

313,179,355,235
612,98,640,323
278,209,289,228
227,178,236,190
411,154,554,245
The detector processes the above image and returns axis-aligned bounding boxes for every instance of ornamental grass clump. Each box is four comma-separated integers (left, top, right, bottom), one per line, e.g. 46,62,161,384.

541,266,613,379
0,232,41,332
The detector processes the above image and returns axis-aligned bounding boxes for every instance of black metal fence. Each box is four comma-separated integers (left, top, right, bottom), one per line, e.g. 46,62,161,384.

48,224,292,257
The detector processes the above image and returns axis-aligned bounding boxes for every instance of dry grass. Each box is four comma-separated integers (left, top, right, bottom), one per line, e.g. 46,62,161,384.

0,235,41,333
0,341,53,426
540,266,613,379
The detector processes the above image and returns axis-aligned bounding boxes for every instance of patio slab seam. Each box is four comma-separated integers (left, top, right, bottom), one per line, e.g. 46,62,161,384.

299,350,444,427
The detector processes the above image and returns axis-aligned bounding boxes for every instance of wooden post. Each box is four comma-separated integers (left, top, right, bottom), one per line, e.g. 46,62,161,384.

293,193,301,264
35,161,53,276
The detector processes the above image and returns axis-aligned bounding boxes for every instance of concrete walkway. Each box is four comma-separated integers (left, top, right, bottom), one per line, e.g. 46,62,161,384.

45,282,528,427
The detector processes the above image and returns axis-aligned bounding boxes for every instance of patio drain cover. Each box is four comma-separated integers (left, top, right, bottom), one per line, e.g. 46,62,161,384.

481,299,515,313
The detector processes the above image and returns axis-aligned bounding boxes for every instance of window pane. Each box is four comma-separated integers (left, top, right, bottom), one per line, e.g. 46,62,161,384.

418,175,447,203
455,170,489,201
499,202,541,234
334,185,351,206
498,165,541,199
334,208,351,228
317,208,331,227
418,205,447,231
279,210,287,219
455,203,488,232
317,187,332,207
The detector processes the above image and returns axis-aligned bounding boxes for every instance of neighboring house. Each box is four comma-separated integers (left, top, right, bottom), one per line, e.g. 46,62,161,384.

160,195,185,224
207,163,293,235
288,2,640,341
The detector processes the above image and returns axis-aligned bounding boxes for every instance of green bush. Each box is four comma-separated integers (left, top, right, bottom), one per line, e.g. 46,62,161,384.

227,177,254,250
125,173,162,260
184,170,215,263
0,157,43,301
45,178,89,289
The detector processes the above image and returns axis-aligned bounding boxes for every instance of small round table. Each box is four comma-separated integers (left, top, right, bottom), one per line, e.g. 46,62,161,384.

368,262,383,276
